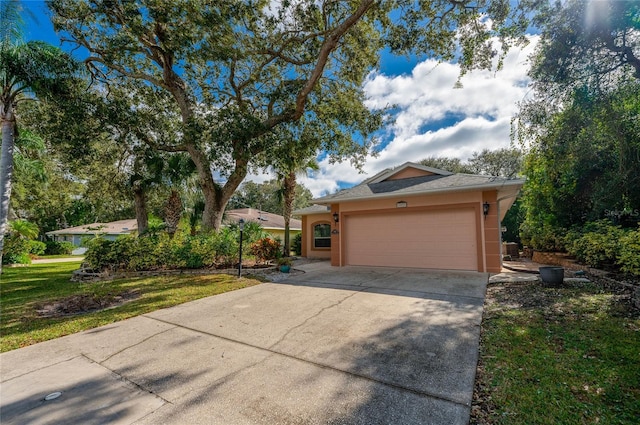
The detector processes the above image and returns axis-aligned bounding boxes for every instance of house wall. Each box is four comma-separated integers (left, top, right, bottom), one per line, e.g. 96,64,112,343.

53,234,83,247
300,214,332,259
386,168,433,180
337,191,482,213
301,190,504,272
482,190,501,273
53,233,128,247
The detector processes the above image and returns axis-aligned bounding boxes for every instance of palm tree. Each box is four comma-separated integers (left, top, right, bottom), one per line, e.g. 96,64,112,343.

8,218,38,240
273,137,318,257
277,166,316,257
1,0,79,272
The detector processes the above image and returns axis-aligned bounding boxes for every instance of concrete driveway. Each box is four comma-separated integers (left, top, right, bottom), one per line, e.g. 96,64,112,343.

1,263,488,424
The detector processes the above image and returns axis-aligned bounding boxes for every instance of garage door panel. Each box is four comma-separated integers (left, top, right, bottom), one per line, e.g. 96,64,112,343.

344,209,478,270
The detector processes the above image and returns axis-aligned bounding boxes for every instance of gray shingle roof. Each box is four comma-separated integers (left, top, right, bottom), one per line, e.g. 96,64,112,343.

45,219,138,236
313,163,524,203
292,205,330,215
224,209,301,231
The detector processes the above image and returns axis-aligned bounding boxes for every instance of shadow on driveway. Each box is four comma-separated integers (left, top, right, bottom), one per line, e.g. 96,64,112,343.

1,265,487,425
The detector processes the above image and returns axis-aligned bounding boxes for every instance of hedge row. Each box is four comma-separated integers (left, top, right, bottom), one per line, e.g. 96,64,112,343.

564,220,640,276
83,225,282,272
2,238,74,265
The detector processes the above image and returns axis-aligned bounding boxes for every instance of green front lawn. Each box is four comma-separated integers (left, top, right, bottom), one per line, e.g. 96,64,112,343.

474,280,640,424
0,261,260,353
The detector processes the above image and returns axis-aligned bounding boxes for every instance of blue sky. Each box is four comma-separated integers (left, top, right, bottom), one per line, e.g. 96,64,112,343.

22,1,537,197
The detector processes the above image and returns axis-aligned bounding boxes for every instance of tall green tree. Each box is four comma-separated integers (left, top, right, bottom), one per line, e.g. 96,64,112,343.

270,124,319,256
418,156,474,173
530,0,640,97
49,0,530,231
519,84,640,247
418,149,523,177
468,148,522,178
0,0,79,271
514,0,640,249
228,179,313,216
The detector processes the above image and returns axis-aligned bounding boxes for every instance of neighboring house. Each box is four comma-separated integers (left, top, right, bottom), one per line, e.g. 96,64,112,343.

224,208,302,241
46,219,138,254
293,162,525,273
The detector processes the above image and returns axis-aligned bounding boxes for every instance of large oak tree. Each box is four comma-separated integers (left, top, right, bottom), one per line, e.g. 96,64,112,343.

49,0,529,230
514,0,640,248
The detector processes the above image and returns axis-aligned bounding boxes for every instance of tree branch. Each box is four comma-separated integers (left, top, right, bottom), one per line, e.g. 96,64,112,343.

84,56,165,88
264,0,375,129
254,48,315,66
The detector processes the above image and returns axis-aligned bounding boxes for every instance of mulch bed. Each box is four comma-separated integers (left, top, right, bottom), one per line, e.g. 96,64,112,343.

34,290,141,318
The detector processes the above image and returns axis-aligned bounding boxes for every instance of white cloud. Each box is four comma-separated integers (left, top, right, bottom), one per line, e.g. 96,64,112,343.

243,36,539,198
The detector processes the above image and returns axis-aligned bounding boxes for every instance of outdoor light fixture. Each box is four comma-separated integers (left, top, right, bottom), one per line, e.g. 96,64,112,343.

483,202,490,218
396,201,407,208
332,212,339,223
238,218,245,278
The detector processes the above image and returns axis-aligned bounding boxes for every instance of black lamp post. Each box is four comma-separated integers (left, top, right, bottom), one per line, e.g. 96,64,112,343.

238,218,245,278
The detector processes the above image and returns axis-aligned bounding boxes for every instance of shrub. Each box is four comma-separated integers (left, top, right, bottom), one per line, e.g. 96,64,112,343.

128,234,171,271
618,228,640,276
292,233,302,256
2,235,31,265
170,233,218,269
565,220,625,269
520,222,566,251
83,238,115,271
45,240,74,255
28,240,47,256
82,227,255,272
238,221,269,244
214,227,240,266
250,237,281,264
188,234,218,268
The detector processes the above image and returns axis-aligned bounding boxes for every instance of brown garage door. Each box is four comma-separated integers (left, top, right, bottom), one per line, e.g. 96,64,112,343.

344,208,478,270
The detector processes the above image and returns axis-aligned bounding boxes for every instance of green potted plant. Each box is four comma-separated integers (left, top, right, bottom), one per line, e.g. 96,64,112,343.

277,257,292,273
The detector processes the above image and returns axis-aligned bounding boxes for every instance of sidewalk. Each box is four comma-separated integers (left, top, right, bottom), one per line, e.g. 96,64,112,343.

31,257,83,264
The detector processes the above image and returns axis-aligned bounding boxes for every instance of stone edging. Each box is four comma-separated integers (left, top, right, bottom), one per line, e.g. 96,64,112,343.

532,251,615,277
71,266,287,282
531,251,639,309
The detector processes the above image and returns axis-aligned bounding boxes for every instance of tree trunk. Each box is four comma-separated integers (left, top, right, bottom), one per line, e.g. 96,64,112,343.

197,168,246,232
282,171,296,257
133,185,148,236
186,144,221,231
0,112,16,274
164,189,183,238
186,142,249,231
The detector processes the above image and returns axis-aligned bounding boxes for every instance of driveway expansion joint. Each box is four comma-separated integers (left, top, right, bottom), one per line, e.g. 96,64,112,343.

97,325,178,364
0,355,79,383
144,314,471,409
81,353,172,405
